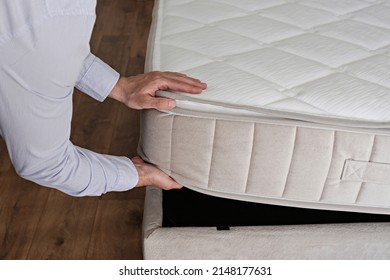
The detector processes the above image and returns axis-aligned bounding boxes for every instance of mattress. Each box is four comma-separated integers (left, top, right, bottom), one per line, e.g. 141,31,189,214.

139,0,390,214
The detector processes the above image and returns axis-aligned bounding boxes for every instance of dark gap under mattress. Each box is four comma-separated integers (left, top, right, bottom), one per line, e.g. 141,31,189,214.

162,187,390,228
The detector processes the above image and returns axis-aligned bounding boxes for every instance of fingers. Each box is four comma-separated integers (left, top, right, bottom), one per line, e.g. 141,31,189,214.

162,71,206,85
152,174,183,190
166,72,207,89
131,156,183,190
145,96,176,110
152,71,207,94
109,71,207,110
139,71,207,110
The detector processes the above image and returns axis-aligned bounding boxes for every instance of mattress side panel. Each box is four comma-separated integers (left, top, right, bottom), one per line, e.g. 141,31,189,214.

282,127,335,200
207,121,255,193
246,123,296,197
139,110,390,214
139,109,174,174
352,135,390,206
170,116,216,188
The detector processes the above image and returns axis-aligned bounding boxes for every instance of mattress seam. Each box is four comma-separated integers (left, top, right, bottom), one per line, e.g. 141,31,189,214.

206,119,217,189
243,123,256,194
160,94,390,127
318,130,336,202
281,126,298,198
168,114,175,176
162,108,390,133
354,134,376,204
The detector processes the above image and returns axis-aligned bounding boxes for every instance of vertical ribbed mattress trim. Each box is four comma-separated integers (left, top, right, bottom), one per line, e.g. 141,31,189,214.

139,109,390,215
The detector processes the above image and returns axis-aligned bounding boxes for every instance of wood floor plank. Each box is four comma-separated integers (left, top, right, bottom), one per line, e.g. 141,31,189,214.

0,172,50,259
0,139,11,173
109,107,140,159
26,191,99,260
86,196,144,259
129,0,154,60
70,96,119,154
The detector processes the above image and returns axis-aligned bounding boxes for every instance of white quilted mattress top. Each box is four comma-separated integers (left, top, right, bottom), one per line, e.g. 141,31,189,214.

147,0,390,125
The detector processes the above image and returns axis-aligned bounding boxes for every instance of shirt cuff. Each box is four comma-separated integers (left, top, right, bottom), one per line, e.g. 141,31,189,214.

76,53,120,102
109,156,139,192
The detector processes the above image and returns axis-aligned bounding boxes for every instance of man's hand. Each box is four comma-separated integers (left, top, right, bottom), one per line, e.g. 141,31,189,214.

131,156,182,190
110,71,205,190
109,71,207,110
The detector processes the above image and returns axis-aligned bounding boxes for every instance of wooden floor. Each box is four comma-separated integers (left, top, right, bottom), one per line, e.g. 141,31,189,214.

0,0,154,259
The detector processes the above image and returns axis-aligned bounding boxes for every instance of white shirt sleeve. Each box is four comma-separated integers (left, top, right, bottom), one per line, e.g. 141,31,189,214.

0,0,139,196
76,53,120,102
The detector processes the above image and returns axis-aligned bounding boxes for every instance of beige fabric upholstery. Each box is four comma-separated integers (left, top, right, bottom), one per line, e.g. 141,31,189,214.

143,187,390,260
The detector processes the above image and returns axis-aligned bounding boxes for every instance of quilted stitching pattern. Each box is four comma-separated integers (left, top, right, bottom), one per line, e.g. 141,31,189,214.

151,0,390,122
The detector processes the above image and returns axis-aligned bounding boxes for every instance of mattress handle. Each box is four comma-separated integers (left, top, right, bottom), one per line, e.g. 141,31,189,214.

341,159,390,185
